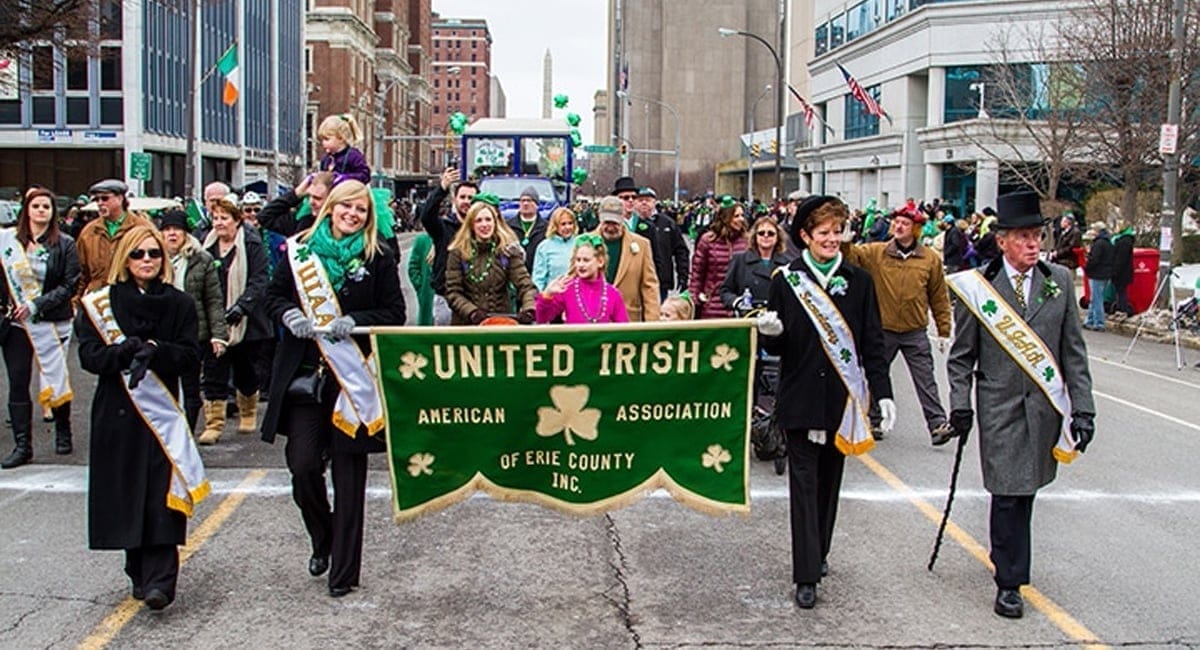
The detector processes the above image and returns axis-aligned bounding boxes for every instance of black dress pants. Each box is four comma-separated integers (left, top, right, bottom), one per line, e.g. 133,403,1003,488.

124,544,179,600
786,430,846,585
1,328,34,405
201,343,260,400
989,494,1035,589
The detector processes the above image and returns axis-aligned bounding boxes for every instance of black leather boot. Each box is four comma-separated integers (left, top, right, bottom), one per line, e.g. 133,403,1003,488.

53,403,72,455
1,402,33,469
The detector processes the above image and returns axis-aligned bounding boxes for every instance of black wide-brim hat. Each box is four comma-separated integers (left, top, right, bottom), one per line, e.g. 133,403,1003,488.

994,191,1048,230
788,194,840,249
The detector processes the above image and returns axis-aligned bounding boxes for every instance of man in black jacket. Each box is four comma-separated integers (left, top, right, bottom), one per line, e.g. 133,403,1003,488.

256,172,333,237
633,186,689,299
417,168,477,323
1083,224,1115,330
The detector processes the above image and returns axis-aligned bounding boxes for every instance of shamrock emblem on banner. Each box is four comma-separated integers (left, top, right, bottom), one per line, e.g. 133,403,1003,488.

407,452,435,477
786,272,801,287
701,444,732,473
1043,367,1055,382
295,245,312,263
399,351,429,380
536,385,601,446
981,299,998,316
839,348,852,364
710,344,740,371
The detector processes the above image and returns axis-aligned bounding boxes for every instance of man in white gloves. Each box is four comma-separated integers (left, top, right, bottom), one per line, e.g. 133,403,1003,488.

841,203,953,443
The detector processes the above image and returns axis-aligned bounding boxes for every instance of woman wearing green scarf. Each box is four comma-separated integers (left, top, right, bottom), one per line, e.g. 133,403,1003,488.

262,180,405,598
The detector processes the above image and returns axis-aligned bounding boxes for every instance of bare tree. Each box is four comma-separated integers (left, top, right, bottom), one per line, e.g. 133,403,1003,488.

0,1,102,96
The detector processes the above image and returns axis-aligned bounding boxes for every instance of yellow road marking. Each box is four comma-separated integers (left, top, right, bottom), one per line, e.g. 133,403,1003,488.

76,469,267,650
856,454,1109,650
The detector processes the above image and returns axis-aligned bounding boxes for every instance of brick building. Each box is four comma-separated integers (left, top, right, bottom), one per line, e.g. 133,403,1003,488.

430,14,493,166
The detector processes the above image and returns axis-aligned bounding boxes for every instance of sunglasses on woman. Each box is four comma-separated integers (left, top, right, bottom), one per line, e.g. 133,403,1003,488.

129,248,164,260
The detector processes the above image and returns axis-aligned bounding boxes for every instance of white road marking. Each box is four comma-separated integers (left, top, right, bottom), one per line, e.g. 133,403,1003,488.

1089,355,1200,390
1093,389,1200,433
4,467,1200,504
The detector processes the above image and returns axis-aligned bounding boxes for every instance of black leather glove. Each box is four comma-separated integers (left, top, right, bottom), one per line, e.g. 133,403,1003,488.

469,309,487,325
517,309,536,325
224,304,246,327
128,342,158,389
117,336,144,363
1070,414,1095,453
950,409,974,440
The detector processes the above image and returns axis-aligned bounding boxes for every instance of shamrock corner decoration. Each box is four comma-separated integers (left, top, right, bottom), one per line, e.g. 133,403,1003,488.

710,344,740,371
399,351,429,380
536,385,601,446
407,452,435,477
981,299,998,317
701,444,732,473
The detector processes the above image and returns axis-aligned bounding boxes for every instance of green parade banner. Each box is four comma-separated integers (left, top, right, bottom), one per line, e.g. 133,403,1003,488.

371,321,756,522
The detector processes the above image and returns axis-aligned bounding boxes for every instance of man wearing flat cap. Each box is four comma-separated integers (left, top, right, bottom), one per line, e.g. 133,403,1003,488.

75,178,153,299
507,185,547,273
632,186,689,300
945,190,1096,619
595,195,659,321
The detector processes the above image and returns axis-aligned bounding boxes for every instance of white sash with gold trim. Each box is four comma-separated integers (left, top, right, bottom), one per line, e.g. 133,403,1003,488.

286,236,385,438
784,268,875,455
0,229,73,408
80,286,210,516
948,270,1078,463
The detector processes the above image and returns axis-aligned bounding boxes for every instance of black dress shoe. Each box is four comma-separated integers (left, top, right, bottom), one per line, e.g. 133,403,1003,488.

328,585,353,598
308,555,330,577
131,586,145,601
821,561,829,577
144,589,171,611
994,588,1024,618
795,583,816,609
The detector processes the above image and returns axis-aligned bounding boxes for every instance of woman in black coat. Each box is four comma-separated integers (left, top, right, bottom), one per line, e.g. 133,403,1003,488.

1,188,81,467
719,216,792,312
759,196,893,610
76,225,200,610
261,180,405,598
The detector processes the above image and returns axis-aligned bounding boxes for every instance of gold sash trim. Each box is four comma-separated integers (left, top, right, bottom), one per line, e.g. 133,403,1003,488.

0,229,72,407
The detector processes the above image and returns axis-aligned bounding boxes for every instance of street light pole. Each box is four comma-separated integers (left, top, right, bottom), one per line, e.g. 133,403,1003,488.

719,27,784,199
1159,0,1185,307
748,84,772,200
617,90,681,203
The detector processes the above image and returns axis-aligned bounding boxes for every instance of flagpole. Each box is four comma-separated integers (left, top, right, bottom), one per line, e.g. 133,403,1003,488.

183,0,199,199
786,84,835,138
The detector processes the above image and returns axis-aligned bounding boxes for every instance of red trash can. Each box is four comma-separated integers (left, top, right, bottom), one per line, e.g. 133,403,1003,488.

1126,248,1160,314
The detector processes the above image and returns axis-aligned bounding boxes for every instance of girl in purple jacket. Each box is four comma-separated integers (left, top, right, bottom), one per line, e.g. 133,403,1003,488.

536,234,629,324
317,113,371,185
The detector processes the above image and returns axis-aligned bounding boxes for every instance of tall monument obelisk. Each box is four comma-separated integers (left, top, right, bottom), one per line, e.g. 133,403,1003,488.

541,49,552,118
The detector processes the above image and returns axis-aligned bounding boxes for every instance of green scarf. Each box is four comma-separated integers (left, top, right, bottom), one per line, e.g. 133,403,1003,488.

605,238,622,283
306,219,366,291
803,249,837,275
104,212,127,238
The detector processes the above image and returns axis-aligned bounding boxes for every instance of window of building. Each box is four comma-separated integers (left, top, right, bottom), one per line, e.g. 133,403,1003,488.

815,23,829,57
944,65,985,123
32,96,55,124
101,47,121,90
32,47,54,91
100,96,122,125
66,96,89,125
66,49,88,90
0,101,20,125
830,14,846,49
844,86,881,140
846,2,872,41
100,0,123,39
887,0,907,21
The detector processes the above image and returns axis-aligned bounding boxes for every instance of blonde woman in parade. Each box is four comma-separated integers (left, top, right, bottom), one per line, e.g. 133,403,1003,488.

444,195,537,325
76,225,206,611
1,189,79,467
197,197,271,444
531,207,579,292
261,180,405,597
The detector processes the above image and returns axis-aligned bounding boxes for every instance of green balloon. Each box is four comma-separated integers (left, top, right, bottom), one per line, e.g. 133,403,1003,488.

553,94,569,109
565,112,581,127
572,168,588,184
449,112,468,134
569,129,582,147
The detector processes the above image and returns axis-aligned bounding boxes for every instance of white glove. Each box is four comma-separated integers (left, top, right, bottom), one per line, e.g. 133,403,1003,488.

756,311,783,337
281,308,315,339
878,398,897,434
935,337,951,355
841,225,856,243
328,315,356,340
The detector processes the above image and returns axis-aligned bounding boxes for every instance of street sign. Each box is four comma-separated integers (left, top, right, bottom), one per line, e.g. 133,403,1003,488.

583,144,618,154
1159,123,1179,155
130,152,152,181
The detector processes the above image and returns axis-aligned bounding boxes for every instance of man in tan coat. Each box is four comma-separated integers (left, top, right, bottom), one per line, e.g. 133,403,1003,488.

75,179,154,300
595,196,660,321
843,204,953,443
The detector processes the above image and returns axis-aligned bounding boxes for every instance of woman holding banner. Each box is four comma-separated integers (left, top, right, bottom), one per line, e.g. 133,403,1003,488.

1,189,80,468
76,225,204,611
261,180,404,598
756,196,894,610
444,196,537,325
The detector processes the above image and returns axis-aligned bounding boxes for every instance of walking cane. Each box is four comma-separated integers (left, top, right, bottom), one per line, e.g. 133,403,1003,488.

927,431,968,571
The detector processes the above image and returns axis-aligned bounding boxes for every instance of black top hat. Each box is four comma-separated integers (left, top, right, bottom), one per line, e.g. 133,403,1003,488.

611,176,638,195
994,191,1047,230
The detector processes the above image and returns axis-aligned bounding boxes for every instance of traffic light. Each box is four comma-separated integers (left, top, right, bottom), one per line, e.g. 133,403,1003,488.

619,143,628,156
769,139,778,154
750,143,761,158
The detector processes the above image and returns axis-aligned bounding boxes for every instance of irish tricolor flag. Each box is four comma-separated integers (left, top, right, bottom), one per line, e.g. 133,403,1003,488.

216,44,238,106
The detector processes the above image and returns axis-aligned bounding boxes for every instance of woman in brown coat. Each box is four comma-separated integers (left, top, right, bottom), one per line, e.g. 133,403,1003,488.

688,198,749,319
444,198,536,324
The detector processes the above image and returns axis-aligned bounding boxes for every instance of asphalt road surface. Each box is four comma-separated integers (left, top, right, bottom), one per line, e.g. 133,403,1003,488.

1,238,1198,648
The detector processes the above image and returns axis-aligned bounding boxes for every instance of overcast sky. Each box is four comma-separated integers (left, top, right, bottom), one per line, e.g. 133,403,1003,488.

431,0,607,144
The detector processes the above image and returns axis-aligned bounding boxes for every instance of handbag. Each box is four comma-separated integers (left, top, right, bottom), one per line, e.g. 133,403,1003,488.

286,363,328,404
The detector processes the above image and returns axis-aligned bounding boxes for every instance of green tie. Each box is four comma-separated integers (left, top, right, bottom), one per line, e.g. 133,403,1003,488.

1012,274,1027,310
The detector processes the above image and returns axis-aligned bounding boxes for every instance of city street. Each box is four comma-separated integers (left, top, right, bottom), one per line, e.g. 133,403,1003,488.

2,289,1199,647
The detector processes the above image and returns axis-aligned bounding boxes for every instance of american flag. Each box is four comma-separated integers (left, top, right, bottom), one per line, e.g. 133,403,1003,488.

786,85,816,130
837,63,884,119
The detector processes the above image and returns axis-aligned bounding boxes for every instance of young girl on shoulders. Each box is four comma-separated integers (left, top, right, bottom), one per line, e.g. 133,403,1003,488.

317,113,371,185
536,234,629,324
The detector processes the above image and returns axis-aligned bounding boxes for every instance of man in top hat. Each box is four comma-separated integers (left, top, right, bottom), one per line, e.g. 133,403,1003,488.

75,178,154,299
507,185,547,273
632,185,689,300
595,196,660,321
946,190,1095,619
842,201,953,444
612,175,639,221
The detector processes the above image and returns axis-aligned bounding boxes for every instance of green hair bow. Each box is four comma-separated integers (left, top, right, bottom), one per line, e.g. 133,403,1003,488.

575,233,604,248
676,290,693,304
720,195,736,209
472,192,500,208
